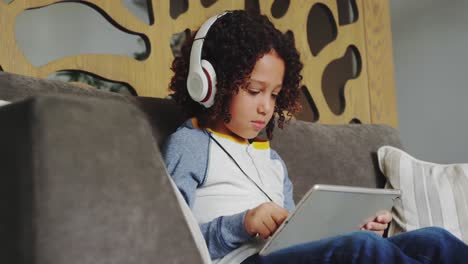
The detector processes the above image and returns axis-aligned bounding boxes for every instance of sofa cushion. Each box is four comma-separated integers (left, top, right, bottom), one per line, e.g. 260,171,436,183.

378,146,468,243
0,72,125,102
271,120,403,202
0,96,204,264
134,96,187,148
0,72,187,150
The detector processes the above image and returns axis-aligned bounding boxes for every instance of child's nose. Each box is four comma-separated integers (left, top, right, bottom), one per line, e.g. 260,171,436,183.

258,96,273,114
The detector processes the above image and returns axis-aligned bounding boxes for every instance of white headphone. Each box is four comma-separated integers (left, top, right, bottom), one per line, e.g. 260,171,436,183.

187,12,227,108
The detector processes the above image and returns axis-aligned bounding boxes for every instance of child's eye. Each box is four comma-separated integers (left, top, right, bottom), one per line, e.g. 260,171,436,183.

271,93,279,99
247,89,260,95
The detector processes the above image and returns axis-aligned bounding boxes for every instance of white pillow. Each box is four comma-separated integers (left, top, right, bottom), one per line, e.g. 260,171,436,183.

378,146,468,243
0,99,10,106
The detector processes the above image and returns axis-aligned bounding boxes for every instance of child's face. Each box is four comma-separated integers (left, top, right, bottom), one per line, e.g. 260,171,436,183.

216,50,285,140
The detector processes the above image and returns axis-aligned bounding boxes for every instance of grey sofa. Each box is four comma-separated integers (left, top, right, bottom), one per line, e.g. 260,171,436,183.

0,72,402,263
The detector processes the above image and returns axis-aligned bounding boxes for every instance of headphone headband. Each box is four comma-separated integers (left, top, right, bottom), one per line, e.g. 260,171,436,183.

187,12,227,108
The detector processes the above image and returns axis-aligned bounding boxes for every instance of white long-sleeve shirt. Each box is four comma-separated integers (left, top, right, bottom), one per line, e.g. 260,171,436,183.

163,118,295,263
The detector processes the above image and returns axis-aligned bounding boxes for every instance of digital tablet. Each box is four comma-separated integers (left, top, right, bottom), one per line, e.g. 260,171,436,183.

259,184,401,256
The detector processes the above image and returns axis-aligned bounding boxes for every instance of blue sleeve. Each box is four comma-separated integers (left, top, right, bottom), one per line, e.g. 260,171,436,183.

199,211,253,259
271,149,295,212
162,129,207,207
162,127,253,259
283,173,295,212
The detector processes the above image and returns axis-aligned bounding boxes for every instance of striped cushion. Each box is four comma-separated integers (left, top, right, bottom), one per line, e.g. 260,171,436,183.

378,146,468,243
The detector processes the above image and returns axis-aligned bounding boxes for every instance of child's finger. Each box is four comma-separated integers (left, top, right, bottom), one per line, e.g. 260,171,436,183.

366,222,388,231
257,224,272,239
263,216,278,234
271,209,288,225
376,211,392,224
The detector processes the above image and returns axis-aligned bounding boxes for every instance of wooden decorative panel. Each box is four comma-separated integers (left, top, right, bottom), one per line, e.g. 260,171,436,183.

0,0,398,127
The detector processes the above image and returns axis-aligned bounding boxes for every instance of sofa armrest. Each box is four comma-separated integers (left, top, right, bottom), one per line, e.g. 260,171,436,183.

271,120,403,203
0,96,203,264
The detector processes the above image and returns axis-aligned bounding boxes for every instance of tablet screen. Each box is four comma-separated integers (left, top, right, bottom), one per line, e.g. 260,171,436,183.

259,184,401,256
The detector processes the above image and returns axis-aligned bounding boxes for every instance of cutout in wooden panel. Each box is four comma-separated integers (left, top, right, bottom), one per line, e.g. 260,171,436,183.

146,0,155,25
0,65,3,71
51,70,137,95
133,37,151,61
170,0,188,19
245,0,260,15
122,0,154,25
349,118,362,124
307,3,337,56
15,2,149,66
201,0,218,8
295,85,319,122
271,0,290,19
337,0,358,25
170,29,190,58
322,45,361,115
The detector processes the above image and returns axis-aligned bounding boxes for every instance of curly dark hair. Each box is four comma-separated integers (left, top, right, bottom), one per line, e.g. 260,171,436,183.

169,10,303,139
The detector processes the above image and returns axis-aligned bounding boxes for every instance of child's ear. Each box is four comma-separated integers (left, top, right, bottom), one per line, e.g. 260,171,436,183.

187,58,217,108
186,13,227,108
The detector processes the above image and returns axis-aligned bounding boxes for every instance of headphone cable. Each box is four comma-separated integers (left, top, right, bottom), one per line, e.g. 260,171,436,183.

208,133,273,202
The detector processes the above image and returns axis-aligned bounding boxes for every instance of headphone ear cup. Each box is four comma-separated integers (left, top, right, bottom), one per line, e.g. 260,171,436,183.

199,59,217,108
187,68,208,103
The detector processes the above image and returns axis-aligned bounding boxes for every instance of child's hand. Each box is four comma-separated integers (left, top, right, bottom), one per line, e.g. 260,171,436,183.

361,210,392,236
244,202,289,239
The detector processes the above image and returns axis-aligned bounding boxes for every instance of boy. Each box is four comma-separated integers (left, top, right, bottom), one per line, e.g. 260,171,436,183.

163,10,468,264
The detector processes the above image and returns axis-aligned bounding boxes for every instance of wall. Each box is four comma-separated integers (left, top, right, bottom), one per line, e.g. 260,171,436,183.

391,0,468,163
1,1,399,126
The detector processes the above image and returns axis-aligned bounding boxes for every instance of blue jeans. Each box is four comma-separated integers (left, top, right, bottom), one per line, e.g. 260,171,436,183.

241,227,468,264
